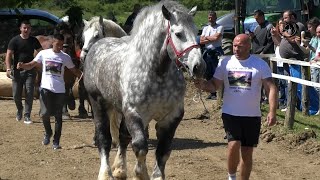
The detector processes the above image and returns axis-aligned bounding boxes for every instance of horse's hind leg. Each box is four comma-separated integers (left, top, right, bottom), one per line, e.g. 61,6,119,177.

124,110,149,180
89,94,113,180
112,115,131,180
151,110,184,180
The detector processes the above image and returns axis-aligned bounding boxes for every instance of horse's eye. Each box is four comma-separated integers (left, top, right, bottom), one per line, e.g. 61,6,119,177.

175,32,183,39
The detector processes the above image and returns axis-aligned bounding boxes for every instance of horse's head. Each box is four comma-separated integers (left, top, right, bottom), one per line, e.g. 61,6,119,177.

80,16,105,61
162,5,206,79
55,22,75,57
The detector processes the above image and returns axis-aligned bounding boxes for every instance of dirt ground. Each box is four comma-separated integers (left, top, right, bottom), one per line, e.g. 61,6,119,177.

1,82,320,180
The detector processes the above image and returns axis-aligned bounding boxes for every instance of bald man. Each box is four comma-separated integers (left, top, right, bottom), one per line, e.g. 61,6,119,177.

194,34,277,180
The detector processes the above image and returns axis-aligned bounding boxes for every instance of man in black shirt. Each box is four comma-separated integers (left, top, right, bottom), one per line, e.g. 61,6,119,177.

5,20,42,124
250,10,274,54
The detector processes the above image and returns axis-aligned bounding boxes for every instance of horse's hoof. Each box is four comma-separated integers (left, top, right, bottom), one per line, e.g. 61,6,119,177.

112,168,127,180
62,114,71,120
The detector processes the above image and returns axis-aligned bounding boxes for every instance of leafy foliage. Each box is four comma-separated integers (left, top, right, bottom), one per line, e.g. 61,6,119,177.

1,0,234,11
0,0,233,30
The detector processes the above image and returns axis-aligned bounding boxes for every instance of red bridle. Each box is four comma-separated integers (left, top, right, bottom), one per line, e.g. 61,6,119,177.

165,21,200,66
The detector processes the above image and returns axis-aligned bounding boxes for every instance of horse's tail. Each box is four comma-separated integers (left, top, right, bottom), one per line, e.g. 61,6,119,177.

109,109,121,147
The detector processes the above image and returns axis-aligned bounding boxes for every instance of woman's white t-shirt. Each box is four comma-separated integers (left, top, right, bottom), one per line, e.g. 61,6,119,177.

214,55,272,116
34,49,75,93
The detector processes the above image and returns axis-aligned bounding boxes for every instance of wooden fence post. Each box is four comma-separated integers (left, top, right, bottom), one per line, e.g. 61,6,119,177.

269,59,279,87
285,80,297,129
269,58,279,108
301,58,310,116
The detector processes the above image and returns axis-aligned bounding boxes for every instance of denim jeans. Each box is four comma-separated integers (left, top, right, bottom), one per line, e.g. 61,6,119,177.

311,67,320,93
12,69,36,118
311,67,320,110
39,88,65,144
277,66,290,106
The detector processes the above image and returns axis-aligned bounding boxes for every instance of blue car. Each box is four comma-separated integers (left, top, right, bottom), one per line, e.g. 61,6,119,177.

0,8,62,53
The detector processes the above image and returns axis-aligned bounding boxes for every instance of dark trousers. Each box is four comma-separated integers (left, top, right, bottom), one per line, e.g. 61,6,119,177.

278,64,290,106
12,70,36,118
203,47,223,80
39,88,65,144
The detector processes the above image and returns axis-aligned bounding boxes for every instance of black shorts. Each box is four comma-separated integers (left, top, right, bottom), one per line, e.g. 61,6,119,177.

222,113,261,147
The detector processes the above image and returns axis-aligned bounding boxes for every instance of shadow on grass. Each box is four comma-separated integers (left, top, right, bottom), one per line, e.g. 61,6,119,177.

294,120,320,131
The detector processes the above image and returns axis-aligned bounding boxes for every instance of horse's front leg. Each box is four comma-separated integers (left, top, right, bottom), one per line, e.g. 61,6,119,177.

124,110,149,180
89,95,113,180
151,109,184,180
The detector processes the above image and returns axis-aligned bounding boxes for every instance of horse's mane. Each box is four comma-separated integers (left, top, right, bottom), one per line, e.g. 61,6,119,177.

83,16,127,38
130,0,193,36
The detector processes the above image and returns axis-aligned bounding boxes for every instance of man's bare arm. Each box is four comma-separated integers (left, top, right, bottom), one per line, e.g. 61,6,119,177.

194,77,223,93
5,49,14,78
262,77,278,126
17,61,40,70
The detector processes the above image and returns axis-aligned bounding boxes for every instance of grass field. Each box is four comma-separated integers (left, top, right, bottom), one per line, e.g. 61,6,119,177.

261,104,320,141
37,7,231,30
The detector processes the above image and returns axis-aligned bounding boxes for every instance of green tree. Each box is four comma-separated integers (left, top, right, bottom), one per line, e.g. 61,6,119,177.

0,0,42,8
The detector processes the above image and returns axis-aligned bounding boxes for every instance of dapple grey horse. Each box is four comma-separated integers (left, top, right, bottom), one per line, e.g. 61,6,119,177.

80,16,127,60
78,16,127,118
84,1,205,179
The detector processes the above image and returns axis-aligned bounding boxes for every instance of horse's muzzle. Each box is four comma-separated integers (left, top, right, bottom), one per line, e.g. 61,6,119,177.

192,60,206,79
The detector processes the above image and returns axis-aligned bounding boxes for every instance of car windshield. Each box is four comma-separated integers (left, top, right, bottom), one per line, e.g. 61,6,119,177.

246,0,302,15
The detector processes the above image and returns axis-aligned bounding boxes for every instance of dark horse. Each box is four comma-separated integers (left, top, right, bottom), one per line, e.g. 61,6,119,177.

84,1,205,179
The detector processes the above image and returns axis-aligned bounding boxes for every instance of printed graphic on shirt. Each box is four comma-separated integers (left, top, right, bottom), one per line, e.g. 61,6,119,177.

45,60,62,76
228,71,252,91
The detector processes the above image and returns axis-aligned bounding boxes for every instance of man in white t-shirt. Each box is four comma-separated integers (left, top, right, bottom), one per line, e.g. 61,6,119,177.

194,34,277,180
17,34,82,150
200,11,224,100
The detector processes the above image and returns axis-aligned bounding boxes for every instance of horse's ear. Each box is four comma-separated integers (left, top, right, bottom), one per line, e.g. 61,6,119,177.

188,6,197,16
99,16,104,25
83,19,88,26
162,5,171,20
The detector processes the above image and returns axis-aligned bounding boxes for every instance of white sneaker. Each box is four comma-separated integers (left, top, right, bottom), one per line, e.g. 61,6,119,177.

281,108,287,112
316,110,320,115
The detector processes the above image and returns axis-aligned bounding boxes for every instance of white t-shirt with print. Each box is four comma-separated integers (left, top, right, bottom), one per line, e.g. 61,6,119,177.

214,55,272,116
34,49,75,93
201,24,224,49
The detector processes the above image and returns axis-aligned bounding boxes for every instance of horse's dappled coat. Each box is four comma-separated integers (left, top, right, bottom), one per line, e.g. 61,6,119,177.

83,1,206,179
80,16,127,60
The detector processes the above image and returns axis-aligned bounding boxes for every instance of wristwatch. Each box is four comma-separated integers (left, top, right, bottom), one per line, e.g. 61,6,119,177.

6,69,11,72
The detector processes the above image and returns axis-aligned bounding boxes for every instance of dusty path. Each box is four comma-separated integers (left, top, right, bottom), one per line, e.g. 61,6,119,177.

0,86,320,180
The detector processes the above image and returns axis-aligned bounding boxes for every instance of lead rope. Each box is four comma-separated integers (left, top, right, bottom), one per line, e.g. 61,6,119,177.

175,57,211,121
72,72,83,90
193,89,210,120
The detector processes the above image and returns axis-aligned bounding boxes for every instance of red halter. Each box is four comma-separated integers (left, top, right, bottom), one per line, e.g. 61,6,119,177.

165,21,200,66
